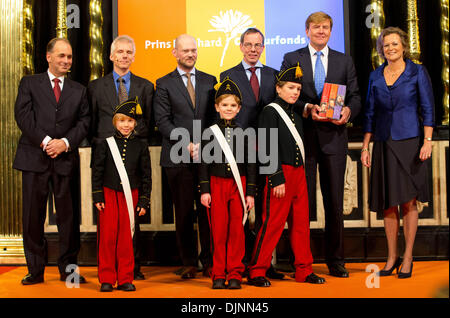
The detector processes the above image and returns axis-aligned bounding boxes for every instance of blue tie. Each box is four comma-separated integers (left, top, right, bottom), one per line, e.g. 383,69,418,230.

314,51,325,96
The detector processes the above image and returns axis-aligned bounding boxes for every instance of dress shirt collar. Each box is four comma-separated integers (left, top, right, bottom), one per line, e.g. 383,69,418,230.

113,70,131,83
308,43,329,58
242,59,263,70
47,69,65,87
177,66,196,77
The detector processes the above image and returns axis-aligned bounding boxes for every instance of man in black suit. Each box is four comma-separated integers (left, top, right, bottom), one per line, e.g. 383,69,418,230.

153,34,216,279
220,28,283,279
14,38,90,285
281,12,361,278
87,35,154,280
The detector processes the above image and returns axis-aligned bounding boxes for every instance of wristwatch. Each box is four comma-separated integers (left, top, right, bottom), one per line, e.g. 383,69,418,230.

425,137,432,141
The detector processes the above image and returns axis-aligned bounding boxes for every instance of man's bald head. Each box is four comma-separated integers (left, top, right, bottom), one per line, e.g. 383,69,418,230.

172,34,198,72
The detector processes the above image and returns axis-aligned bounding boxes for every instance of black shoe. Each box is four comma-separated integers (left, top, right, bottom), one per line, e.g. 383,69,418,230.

378,257,401,277
181,266,197,279
134,271,145,280
398,261,413,279
304,273,326,284
60,273,87,284
266,266,285,280
117,283,136,291
21,274,44,285
228,279,242,289
100,283,113,292
328,264,349,278
212,279,226,289
247,276,271,287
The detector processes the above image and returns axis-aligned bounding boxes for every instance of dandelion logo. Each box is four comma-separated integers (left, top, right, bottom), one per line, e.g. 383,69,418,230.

208,9,254,66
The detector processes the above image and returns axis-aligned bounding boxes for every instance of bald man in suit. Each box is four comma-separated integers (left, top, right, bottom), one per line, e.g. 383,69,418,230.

154,34,216,279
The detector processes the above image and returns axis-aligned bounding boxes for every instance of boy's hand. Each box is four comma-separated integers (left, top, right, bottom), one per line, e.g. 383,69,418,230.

137,207,146,216
245,196,254,211
272,184,286,198
95,202,105,212
201,193,211,208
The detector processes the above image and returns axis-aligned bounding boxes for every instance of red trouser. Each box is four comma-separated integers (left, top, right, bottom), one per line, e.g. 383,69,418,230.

208,176,246,281
97,187,136,285
249,165,313,282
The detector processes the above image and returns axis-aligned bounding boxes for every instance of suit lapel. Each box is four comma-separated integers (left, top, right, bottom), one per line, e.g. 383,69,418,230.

234,64,256,103
39,73,58,106
103,73,119,109
298,48,317,98
171,69,195,112
58,77,74,106
129,73,139,100
260,66,274,100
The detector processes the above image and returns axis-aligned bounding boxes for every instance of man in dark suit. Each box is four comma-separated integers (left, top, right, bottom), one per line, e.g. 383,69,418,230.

87,35,154,280
13,38,90,285
220,28,283,280
281,12,361,278
153,34,216,279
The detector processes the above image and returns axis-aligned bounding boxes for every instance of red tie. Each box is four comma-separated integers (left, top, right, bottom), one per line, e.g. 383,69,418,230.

53,78,61,103
249,67,259,102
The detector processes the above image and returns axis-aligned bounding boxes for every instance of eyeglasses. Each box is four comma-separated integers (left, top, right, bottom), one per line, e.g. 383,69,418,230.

242,42,264,50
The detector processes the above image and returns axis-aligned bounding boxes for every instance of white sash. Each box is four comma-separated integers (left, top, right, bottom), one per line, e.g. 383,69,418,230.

268,102,305,163
106,137,135,237
210,124,248,225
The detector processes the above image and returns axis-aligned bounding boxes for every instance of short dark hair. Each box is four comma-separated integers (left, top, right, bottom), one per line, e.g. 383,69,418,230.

240,28,265,46
46,37,71,53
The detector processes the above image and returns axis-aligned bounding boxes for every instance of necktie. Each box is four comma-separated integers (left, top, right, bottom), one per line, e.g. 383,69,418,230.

185,73,196,108
118,77,128,103
314,51,326,96
249,67,259,102
53,78,61,103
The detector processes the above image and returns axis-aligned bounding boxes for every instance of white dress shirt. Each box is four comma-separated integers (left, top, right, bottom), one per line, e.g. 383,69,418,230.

42,70,69,152
242,60,263,86
177,66,196,89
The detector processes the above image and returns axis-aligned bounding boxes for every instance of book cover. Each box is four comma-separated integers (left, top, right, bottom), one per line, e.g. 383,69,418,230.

333,85,346,120
326,84,339,119
319,83,331,117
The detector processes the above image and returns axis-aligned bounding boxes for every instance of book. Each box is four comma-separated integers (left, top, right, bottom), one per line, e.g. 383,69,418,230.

319,83,346,120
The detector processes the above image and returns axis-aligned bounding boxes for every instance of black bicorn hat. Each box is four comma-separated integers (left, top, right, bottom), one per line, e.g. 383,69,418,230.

113,96,143,120
276,62,303,84
214,77,242,101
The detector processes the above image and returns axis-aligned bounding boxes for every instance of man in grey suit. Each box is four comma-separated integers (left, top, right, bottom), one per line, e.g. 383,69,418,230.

14,38,90,285
220,28,284,280
87,35,154,280
154,34,216,279
281,12,361,278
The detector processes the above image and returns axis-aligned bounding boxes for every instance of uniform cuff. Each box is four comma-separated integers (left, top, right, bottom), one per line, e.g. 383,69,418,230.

268,170,285,188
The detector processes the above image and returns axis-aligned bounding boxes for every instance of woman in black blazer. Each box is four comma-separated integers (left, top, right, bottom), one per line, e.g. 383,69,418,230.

361,27,435,279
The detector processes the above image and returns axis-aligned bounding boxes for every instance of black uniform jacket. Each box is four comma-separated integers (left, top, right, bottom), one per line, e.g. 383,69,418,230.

198,119,257,197
258,96,305,188
91,130,152,209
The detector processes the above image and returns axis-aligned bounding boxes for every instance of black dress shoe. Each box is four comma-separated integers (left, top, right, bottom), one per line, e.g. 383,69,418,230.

134,271,145,280
21,274,44,285
328,264,349,278
378,257,401,276
117,283,136,291
228,279,242,289
212,279,226,289
181,266,197,279
266,266,285,280
60,273,87,284
304,273,326,284
100,283,114,292
398,261,413,279
247,276,271,287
